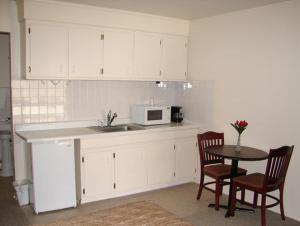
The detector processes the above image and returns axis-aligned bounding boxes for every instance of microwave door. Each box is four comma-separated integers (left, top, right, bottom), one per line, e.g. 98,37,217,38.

147,110,163,121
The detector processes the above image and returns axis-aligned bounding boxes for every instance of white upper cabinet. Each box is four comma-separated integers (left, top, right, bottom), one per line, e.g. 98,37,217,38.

68,27,104,80
161,36,188,81
21,1,189,81
27,23,68,79
24,22,188,81
133,32,162,80
102,29,134,80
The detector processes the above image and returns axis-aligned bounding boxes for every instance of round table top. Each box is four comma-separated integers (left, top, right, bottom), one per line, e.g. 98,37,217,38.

206,145,268,161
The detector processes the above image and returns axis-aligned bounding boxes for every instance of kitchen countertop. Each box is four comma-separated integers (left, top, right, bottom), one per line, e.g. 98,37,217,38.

16,122,200,143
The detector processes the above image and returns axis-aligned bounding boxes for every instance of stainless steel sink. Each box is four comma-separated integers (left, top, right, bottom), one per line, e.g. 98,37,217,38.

88,124,144,133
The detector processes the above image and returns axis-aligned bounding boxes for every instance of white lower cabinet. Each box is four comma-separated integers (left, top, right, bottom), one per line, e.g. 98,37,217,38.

175,137,198,181
77,129,198,203
146,141,175,186
82,150,114,198
115,145,147,192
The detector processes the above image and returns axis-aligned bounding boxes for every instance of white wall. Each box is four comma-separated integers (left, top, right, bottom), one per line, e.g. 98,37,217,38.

188,0,300,221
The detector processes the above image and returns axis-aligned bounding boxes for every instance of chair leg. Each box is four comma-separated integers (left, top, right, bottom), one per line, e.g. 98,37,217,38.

197,173,204,200
240,188,245,204
279,184,285,221
253,192,258,208
220,179,224,195
215,179,221,211
230,182,237,216
261,194,267,226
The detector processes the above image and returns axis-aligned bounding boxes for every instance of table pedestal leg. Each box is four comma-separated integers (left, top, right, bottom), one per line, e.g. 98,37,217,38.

208,159,255,216
208,204,255,213
225,159,239,217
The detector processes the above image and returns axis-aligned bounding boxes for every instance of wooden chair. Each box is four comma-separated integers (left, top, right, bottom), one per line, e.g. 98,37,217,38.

230,145,294,226
197,131,247,210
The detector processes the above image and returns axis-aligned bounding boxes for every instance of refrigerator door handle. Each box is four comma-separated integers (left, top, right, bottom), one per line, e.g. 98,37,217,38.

54,140,73,147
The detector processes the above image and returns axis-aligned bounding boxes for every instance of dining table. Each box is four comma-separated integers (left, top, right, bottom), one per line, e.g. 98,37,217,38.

205,144,268,217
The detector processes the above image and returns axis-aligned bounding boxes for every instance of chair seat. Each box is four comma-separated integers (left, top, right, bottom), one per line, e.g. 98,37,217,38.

204,164,247,178
233,173,264,191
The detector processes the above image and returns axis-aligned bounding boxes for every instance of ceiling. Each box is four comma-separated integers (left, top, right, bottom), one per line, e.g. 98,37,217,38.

53,0,289,20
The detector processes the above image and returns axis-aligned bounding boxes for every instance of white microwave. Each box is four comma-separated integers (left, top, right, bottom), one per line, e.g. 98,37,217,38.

130,105,171,126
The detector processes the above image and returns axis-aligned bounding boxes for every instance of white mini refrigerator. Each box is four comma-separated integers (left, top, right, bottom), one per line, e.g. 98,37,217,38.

29,140,76,214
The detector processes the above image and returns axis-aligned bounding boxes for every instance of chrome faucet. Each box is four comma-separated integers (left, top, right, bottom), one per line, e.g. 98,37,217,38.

107,110,117,126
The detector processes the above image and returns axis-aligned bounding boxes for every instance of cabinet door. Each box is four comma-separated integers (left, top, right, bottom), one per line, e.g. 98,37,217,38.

146,141,175,186
69,27,103,79
134,32,162,80
27,23,68,79
175,137,198,180
103,29,134,80
82,150,114,197
115,145,147,192
161,36,188,81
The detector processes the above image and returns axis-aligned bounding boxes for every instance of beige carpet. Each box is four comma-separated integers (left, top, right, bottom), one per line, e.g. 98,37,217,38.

32,201,192,226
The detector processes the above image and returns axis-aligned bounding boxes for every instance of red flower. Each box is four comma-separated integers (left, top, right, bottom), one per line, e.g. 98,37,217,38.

239,120,248,127
231,120,248,135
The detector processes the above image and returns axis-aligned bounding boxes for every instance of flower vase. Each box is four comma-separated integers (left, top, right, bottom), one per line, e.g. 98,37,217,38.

236,134,241,151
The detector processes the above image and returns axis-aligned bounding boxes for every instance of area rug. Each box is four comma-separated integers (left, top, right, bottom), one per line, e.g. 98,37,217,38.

33,201,192,226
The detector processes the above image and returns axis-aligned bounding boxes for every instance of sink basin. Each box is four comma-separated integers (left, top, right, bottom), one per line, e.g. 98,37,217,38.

88,124,144,133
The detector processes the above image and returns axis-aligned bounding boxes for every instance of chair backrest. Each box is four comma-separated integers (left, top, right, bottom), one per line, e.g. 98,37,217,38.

197,131,224,169
263,145,294,190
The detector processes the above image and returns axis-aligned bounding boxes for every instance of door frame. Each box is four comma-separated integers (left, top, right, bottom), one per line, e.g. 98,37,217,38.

0,31,15,179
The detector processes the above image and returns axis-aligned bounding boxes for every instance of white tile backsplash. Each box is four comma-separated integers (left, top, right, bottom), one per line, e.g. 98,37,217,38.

11,79,185,124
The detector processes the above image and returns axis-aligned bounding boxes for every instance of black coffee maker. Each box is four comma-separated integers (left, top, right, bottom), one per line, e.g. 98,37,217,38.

171,106,184,123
